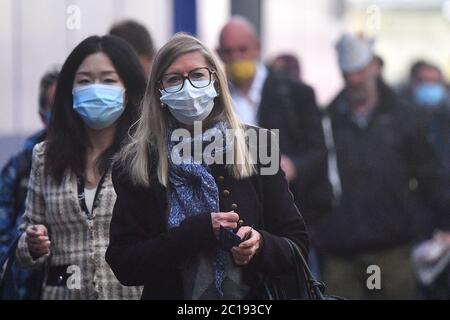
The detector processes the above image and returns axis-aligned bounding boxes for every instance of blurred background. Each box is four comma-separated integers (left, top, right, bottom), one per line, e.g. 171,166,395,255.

1,0,450,167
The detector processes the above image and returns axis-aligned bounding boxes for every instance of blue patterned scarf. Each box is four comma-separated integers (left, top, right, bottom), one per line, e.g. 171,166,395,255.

166,121,229,296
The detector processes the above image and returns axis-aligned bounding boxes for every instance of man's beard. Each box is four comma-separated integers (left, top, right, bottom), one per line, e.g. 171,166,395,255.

346,79,376,106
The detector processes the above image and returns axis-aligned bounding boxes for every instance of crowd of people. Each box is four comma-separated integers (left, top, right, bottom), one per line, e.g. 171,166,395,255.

0,16,449,300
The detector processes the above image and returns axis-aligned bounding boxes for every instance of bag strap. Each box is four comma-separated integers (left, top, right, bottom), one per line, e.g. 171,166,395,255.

284,238,327,300
321,115,342,206
263,277,281,300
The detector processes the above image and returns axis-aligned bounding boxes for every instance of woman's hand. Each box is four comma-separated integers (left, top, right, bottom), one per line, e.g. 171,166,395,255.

433,231,450,244
25,224,50,259
231,226,263,265
211,211,240,240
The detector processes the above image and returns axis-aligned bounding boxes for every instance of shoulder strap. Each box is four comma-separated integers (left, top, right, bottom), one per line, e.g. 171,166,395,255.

284,237,326,300
321,114,342,205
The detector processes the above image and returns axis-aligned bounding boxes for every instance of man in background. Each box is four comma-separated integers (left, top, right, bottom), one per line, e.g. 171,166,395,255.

217,16,329,225
0,66,59,299
109,19,155,77
314,34,450,299
268,53,302,82
403,60,450,300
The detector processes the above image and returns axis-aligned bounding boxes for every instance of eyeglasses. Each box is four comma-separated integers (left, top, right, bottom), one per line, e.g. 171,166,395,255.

159,67,215,93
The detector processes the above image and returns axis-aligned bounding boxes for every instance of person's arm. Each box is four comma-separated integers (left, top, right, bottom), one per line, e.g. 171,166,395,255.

248,166,310,276
288,85,327,189
15,143,50,269
0,155,22,258
105,170,218,286
261,79,326,190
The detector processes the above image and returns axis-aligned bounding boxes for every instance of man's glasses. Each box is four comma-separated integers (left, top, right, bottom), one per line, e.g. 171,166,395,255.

159,67,215,93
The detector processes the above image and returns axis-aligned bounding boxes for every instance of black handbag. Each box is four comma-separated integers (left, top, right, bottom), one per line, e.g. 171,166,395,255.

0,232,44,300
262,238,345,300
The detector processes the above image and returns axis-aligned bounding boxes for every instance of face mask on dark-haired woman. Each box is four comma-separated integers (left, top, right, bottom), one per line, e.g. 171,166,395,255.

72,84,125,130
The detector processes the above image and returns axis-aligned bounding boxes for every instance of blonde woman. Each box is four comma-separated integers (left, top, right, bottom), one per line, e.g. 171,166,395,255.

106,33,308,300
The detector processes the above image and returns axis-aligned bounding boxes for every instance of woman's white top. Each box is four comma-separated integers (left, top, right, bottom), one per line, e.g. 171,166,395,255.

84,187,97,214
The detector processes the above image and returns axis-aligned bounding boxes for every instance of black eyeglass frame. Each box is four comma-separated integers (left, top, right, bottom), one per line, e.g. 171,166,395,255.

159,67,216,93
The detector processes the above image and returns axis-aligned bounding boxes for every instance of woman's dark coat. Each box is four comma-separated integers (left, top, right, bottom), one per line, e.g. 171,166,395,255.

105,132,309,299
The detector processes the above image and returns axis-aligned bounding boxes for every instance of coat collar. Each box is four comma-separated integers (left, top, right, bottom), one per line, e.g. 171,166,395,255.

328,79,399,127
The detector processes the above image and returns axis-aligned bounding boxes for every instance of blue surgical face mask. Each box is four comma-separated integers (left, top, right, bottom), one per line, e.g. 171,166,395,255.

414,83,447,108
72,84,125,130
160,80,218,125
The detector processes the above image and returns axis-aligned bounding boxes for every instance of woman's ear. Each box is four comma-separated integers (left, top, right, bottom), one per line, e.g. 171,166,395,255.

213,77,220,95
123,91,128,108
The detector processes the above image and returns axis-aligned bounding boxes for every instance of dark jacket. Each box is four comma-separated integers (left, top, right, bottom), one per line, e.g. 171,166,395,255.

423,104,450,174
258,72,329,221
314,81,450,255
0,130,45,256
399,90,450,233
420,103,450,232
0,129,45,299
105,137,309,299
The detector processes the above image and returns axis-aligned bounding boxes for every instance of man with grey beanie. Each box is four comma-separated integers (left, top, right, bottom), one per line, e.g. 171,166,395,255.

312,34,450,299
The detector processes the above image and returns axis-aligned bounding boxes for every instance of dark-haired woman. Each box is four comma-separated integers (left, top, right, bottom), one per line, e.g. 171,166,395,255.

15,35,146,300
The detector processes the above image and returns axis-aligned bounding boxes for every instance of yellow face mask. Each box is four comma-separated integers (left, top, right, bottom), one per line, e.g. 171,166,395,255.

226,60,257,85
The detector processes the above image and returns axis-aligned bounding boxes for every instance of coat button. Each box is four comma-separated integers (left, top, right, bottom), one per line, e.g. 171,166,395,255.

238,219,244,227
231,203,238,210
217,176,225,183
223,190,230,197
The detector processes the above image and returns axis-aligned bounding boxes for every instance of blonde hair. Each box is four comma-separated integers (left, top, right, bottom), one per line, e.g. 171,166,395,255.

118,33,256,187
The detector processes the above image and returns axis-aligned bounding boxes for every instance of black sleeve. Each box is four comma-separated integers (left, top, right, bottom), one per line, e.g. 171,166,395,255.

258,77,327,199
289,84,327,190
105,170,217,286
248,166,310,276
404,108,450,230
